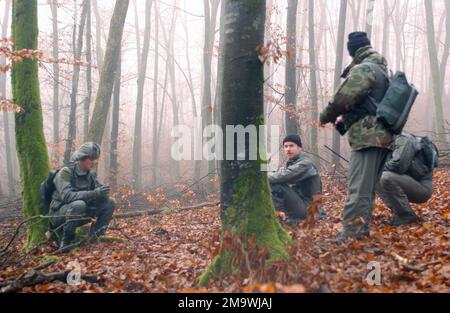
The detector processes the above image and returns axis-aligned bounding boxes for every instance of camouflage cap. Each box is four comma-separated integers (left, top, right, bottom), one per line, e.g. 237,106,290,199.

71,142,101,161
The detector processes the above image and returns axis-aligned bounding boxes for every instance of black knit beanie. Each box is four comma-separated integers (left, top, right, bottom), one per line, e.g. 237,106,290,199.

347,32,371,57
283,134,302,147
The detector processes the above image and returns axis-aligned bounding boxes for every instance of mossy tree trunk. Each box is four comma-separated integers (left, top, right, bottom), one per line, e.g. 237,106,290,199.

199,0,291,286
11,0,50,250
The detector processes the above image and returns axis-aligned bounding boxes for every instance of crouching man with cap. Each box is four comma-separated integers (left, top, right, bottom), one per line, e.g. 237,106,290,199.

49,142,116,252
268,135,322,225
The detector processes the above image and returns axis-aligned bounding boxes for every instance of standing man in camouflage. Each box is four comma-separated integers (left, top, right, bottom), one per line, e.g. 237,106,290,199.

49,142,116,252
319,32,393,242
269,135,322,225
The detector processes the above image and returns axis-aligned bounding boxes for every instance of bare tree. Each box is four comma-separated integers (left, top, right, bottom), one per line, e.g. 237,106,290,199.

63,0,89,164
132,0,153,191
331,0,348,167
84,0,92,139
199,0,290,285
285,0,299,135
109,50,121,191
87,0,130,144
1,0,15,197
424,0,449,148
49,0,60,164
308,0,319,164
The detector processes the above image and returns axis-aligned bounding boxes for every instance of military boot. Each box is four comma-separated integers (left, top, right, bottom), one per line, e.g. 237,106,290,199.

59,230,76,253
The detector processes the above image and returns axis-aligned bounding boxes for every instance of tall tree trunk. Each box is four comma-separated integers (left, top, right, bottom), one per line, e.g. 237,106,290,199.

365,0,375,39
84,0,92,140
12,0,50,249
132,0,152,191
87,0,130,144
162,6,181,181
424,0,449,148
151,2,160,188
308,0,319,165
92,0,103,70
49,0,60,164
332,0,347,167
285,0,298,136
64,0,88,164
202,0,220,188
1,0,15,198
109,50,121,191
199,0,290,286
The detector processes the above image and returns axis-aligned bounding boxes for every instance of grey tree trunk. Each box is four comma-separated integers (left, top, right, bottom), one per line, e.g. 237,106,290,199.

202,0,220,187
92,0,104,71
162,6,181,181
424,0,449,148
365,0,375,39
1,0,15,197
285,0,298,136
308,0,319,165
199,0,290,285
332,0,347,167
64,0,88,164
84,0,92,140
49,0,60,164
87,0,130,144
132,0,153,191
151,2,160,187
109,50,121,191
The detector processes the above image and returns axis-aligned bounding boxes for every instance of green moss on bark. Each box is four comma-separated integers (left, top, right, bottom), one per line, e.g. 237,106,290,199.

12,0,50,250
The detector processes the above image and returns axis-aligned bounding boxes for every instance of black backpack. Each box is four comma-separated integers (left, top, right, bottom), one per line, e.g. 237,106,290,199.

364,63,419,134
39,169,60,214
39,164,76,213
407,136,439,180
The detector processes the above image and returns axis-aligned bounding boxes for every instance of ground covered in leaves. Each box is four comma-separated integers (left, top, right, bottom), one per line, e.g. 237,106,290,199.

0,169,449,293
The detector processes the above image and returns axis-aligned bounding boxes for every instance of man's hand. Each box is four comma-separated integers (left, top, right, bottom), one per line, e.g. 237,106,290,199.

94,185,110,198
319,111,329,127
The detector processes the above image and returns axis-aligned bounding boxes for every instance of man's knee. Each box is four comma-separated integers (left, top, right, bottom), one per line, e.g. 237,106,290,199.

380,171,396,189
68,200,87,214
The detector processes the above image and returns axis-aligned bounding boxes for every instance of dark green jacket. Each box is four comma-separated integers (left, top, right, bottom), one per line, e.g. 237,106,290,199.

320,46,393,151
269,153,322,205
384,133,433,181
50,163,103,210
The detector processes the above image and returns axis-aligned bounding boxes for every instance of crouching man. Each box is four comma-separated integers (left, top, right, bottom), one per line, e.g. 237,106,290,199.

269,135,322,225
379,133,438,226
49,142,116,252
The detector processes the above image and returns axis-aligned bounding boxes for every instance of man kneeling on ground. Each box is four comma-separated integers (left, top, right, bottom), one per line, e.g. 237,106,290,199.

379,133,438,226
269,135,323,225
49,142,116,252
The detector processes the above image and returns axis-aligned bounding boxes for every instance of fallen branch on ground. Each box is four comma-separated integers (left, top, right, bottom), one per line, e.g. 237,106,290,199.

113,201,220,219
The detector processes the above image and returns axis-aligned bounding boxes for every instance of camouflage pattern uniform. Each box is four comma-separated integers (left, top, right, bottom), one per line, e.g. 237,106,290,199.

320,46,394,240
49,143,116,246
269,153,322,222
378,133,433,225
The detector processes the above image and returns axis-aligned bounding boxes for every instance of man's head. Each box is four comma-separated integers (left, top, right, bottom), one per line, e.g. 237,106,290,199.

71,142,101,171
283,134,302,159
347,31,371,57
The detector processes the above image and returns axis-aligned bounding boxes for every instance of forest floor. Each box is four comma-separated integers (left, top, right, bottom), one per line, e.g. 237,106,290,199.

0,169,449,293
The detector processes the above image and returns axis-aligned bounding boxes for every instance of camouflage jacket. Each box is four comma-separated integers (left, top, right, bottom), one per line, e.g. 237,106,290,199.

50,163,103,210
269,153,322,204
384,133,433,181
320,46,393,151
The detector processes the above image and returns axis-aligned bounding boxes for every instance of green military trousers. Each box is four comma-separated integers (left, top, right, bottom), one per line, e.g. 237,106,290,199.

342,147,389,238
378,171,432,219
50,197,116,241
270,183,308,220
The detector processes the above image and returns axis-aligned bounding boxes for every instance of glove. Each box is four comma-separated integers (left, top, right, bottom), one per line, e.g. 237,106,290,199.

92,186,110,198
319,111,330,126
